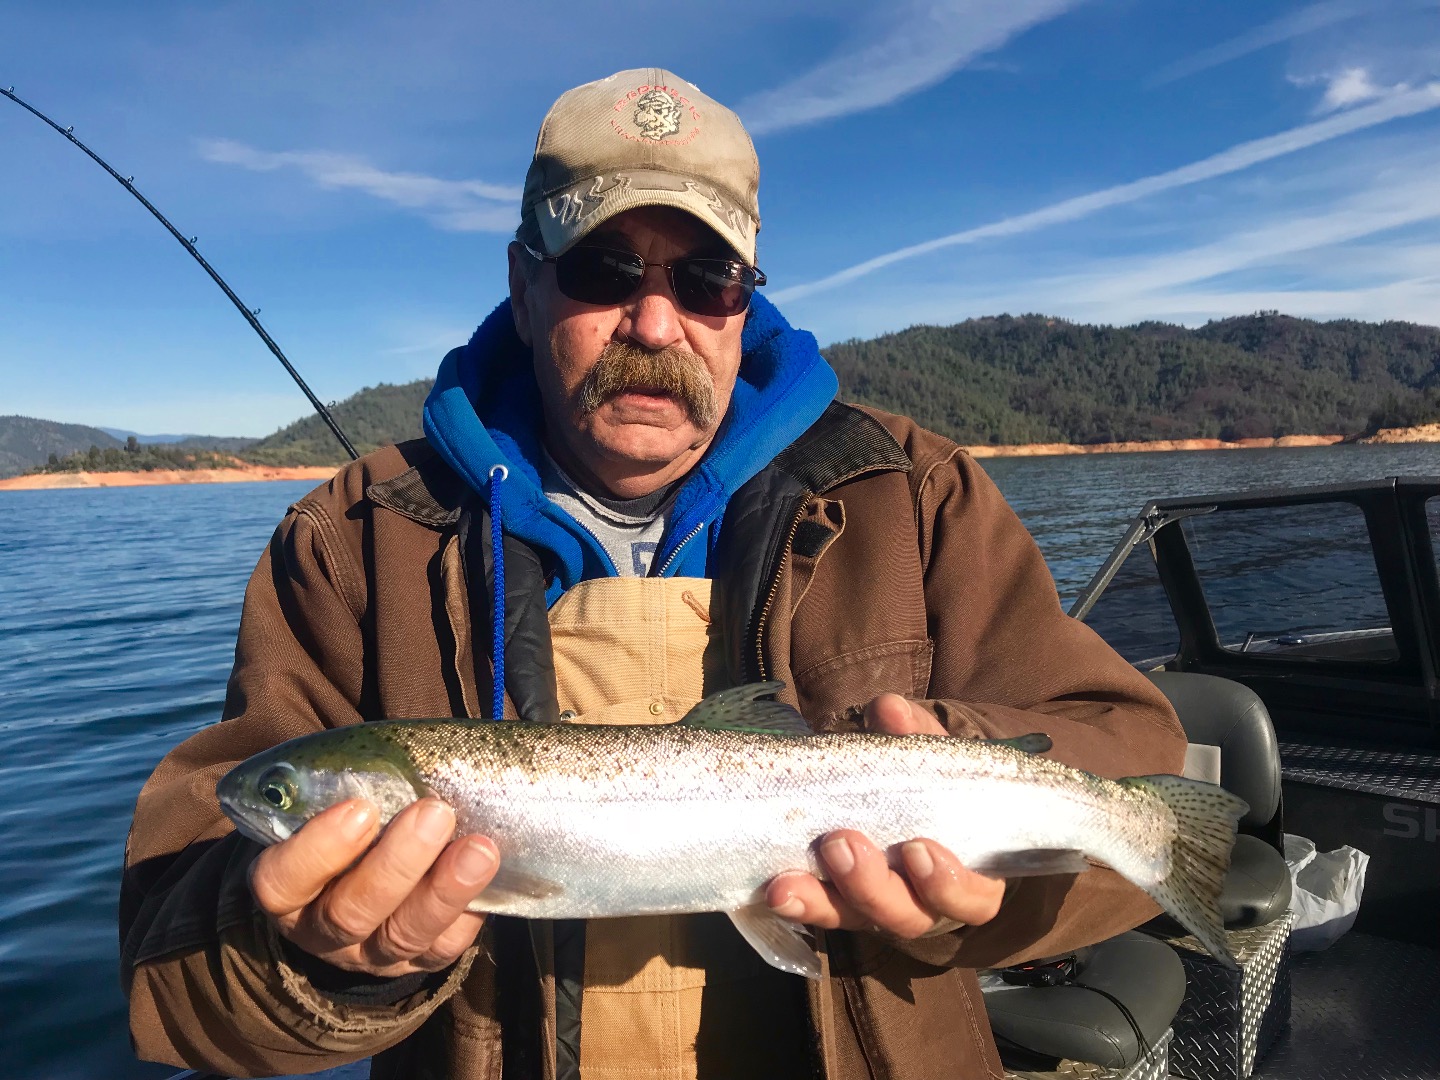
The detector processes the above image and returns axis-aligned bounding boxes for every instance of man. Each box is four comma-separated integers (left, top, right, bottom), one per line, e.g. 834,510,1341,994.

122,68,1184,1079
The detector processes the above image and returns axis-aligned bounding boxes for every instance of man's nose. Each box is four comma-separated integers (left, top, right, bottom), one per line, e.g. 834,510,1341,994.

617,268,684,350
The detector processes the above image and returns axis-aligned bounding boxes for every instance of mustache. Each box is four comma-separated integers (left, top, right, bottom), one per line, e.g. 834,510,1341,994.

576,342,718,430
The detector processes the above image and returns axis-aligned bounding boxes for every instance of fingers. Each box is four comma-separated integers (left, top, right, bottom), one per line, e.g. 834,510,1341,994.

899,839,1005,926
251,797,499,977
819,830,939,938
864,694,946,736
765,831,1004,939
250,799,379,918
359,834,498,970
292,799,458,949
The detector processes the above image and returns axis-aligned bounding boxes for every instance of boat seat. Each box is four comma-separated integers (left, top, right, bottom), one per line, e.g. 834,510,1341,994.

983,931,1186,1070
1145,671,1291,929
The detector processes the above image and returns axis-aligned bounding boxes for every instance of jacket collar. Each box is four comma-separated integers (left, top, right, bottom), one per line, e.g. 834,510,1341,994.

771,401,911,491
365,442,467,527
367,402,911,530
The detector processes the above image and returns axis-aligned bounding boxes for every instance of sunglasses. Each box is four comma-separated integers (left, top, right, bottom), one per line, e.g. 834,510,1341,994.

523,242,765,318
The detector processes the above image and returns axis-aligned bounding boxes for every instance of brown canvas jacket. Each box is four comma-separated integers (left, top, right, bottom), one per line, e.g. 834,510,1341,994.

121,403,1185,1079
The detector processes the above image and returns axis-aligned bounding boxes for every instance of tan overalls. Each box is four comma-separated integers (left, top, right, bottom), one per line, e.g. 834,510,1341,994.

546,577,808,1080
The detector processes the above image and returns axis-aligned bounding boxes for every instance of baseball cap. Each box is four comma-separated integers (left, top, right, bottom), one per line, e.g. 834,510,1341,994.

521,68,760,265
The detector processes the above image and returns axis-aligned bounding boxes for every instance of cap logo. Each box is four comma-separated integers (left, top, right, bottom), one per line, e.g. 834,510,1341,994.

611,84,701,145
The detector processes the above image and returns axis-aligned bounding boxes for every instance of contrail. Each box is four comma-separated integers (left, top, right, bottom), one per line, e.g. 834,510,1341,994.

773,83,1440,304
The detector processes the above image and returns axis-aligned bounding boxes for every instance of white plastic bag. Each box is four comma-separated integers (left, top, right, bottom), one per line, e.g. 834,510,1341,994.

1282,833,1369,951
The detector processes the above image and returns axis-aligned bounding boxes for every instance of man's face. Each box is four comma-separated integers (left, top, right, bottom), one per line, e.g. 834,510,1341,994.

508,206,747,499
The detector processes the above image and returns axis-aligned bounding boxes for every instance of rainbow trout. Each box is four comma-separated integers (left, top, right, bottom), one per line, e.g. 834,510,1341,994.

218,682,1246,976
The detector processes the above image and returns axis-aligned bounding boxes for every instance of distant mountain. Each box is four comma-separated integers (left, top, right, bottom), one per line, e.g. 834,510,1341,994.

824,312,1440,446
236,312,1438,463
98,428,256,453
0,416,123,478
241,380,430,466
244,316,1428,460
99,428,203,444
15,313,1437,477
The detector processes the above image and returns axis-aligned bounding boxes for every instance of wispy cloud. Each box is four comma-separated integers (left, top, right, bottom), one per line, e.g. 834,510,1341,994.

198,139,522,231
1046,170,1440,306
1293,66,1409,113
1148,1,1366,86
817,148,1440,334
774,82,1440,304
738,0,1080,135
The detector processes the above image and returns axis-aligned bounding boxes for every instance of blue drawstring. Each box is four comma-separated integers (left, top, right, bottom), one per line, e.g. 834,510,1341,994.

488,464,507,720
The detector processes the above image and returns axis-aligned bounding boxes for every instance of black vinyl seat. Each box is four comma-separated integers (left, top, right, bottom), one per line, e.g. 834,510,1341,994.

984,931,1187,1070
983,671,1293,1071
1144,671,1292,930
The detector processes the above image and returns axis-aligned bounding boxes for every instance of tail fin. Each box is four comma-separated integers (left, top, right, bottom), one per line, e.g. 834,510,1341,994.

1119,774,1249,968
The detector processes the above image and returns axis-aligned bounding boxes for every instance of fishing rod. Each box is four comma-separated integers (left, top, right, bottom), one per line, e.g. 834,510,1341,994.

1,85,358,460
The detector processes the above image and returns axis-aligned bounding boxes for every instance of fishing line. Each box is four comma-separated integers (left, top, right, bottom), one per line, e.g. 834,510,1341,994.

1,85,358,460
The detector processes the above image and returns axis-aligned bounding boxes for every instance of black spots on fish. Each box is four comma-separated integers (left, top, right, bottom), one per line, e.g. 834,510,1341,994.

1120,774,1247,967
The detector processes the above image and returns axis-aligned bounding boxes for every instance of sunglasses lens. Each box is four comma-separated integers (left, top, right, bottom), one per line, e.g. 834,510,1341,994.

551,248,758,316
555,248,645,306
673,259,755,317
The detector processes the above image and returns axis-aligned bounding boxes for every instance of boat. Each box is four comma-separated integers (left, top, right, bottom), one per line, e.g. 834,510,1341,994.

166,474,1440,1080
999,473,1440,1079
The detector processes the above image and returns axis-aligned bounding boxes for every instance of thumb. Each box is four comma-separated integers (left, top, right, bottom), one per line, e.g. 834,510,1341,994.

863,694,946,736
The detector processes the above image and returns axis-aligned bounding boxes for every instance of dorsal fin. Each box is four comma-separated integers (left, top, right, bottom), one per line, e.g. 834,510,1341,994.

981,733,1053,754
679,682,811,736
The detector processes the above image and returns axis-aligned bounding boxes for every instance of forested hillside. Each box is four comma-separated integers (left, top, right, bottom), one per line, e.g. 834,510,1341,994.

14,313,1438,474
0,416,123,478
233,313,1440,464
34,441,244,474
825,313,1440,446
241,380,430,465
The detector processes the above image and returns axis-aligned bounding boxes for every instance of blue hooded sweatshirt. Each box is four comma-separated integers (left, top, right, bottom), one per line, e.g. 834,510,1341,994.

422,294,838,606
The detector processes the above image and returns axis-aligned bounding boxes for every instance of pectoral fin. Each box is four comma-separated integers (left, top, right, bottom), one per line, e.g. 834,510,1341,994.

466,864,564,912
727,905,822,979
980,733,1053,754
967,848,1090,877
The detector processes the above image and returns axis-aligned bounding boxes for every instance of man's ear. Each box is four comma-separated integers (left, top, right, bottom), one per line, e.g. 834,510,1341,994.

507,242,535,348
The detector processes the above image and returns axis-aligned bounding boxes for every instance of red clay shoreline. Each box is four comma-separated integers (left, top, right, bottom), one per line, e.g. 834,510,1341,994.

0,464,340,491
961,433,1346,458
961,422,1440,458
2,424,1437,491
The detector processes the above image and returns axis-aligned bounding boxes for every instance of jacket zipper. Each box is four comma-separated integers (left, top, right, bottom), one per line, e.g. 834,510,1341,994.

567,515,618,576
654,522,705,576
752,498,809,679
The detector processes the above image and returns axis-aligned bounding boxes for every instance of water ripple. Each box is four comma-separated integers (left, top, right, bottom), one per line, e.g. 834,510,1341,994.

3,450,1440,1077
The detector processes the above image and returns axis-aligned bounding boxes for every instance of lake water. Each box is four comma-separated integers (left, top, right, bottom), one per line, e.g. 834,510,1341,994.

4,442,1440,1079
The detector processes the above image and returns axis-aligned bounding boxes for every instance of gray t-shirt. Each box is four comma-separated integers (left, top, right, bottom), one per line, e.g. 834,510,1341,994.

540,448,680,576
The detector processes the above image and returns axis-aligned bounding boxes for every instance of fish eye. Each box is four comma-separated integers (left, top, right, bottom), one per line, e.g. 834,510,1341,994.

257,764,298,811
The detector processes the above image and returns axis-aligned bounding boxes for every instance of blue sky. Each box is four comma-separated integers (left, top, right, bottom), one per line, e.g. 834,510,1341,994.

3,0,1439,437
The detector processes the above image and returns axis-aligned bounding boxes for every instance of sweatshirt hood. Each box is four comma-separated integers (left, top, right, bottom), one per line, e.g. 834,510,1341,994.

422,293,837,594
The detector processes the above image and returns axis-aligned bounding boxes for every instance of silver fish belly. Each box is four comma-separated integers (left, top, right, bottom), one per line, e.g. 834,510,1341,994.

217,684,1245,978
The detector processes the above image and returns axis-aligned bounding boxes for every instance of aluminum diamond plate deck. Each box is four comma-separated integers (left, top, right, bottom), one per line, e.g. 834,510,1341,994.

1256,932,1440,1079
1168,917,1291,1080
1279,740,1440,804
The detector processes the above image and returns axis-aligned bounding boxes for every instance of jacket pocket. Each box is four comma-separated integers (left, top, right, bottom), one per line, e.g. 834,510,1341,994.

792,638,934,732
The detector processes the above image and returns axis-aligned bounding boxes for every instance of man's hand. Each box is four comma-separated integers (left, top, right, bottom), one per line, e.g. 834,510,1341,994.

764,693,1006,939
248,797,499,978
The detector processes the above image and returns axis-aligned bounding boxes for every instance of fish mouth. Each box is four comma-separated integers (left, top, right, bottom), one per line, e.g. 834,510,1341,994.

218,794,293,847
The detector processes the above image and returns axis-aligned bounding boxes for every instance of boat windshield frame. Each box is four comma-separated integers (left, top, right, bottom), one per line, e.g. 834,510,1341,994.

1071,475,1440,749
